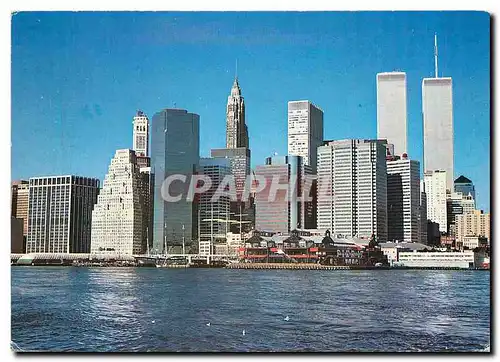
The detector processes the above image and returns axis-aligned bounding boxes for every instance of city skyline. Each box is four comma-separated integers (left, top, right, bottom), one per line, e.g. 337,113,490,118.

11,11,490,212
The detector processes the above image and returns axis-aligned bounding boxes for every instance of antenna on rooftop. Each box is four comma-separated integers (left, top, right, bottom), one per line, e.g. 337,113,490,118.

434,33,439,78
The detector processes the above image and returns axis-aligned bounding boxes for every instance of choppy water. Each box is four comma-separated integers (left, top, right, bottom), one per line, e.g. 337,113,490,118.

11,267,490,352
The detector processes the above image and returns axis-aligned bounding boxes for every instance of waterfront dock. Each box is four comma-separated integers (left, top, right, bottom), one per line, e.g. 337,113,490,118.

226,263,350,270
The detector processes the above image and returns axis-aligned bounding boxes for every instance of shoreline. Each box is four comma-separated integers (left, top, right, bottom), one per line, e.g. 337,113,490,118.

11,263,490,271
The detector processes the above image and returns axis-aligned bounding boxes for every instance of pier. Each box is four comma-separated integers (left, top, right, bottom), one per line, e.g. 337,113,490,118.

226,263,350,270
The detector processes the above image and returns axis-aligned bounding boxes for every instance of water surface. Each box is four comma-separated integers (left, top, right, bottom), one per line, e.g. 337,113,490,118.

11,267,490,352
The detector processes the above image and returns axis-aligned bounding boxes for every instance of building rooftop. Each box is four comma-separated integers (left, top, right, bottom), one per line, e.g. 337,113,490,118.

377,71,406,77
455,175,472,184
379,242,429,251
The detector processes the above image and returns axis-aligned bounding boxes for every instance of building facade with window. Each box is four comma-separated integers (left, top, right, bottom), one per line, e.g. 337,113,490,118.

151,108,200,254
317,139,388,242
91,149,146,255
287,100,324,172
27,175,99,253
197,158,232,255
386,156,420,243
255,155,314,234
422,77,454,190
377,72,407,156
424,170,448,233
11,180,30,240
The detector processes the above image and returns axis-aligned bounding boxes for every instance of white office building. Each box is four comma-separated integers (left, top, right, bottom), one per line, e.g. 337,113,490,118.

377,72,407,156
91,149,145,255
387,157,420,243
288,100,324,172
317,139,388,242
424,170,448,233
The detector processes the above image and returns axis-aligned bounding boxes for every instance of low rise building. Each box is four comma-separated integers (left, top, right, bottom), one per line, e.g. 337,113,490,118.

239,230,387,266
440,235,455,248
456,210,490,245
379,242,429,264
398,250,475,269
462,236,488,250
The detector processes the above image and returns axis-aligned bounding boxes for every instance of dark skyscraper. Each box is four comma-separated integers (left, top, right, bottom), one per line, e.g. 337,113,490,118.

151,108,200,254
11,180,29,240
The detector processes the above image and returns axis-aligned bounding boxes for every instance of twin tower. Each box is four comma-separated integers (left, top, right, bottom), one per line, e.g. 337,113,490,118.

377,35,454,190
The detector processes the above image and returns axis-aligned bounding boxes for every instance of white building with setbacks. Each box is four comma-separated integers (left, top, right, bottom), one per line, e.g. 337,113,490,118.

91,149,145,255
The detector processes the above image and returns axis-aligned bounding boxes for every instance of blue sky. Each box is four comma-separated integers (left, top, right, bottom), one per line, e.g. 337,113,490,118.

11,11,490,211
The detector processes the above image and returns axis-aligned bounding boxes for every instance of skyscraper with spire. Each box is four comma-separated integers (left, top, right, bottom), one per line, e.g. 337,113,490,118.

226,77,249,149
422,34,454,190
211,73,254,234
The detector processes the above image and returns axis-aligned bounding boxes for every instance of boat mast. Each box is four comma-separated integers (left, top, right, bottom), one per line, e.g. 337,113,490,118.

146,226,150,256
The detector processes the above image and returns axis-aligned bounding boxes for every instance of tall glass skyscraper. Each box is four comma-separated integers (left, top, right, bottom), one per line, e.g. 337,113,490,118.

151,108,199,254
